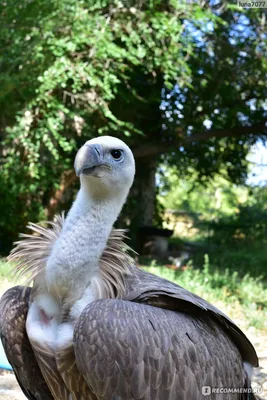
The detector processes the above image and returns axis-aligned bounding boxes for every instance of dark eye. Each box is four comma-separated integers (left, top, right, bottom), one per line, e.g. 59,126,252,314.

111,149,123,160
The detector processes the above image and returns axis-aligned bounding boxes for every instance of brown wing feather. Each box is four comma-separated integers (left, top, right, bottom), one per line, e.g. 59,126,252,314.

56,343,97,400
74,299,250,400
29,340,70,400
0,286,53,400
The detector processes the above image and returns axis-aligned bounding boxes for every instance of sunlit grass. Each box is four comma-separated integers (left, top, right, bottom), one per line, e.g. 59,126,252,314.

0,258,12,279
169,236,267,279
0,258,25,295
142,254,267,331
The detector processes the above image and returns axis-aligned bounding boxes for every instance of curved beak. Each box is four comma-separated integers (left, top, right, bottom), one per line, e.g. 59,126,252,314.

74,143,104,177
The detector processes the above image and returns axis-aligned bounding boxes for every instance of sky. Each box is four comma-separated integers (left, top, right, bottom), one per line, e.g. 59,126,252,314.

247,141,267,186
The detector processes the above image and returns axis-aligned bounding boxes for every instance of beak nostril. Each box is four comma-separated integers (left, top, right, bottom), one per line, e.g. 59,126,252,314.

95,146,101,157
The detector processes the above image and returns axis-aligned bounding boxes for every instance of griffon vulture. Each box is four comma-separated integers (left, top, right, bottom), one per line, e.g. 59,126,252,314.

0,136,258,400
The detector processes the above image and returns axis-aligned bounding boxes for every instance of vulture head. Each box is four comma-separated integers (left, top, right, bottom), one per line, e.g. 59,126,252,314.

74,136,135,200
42,136,136,302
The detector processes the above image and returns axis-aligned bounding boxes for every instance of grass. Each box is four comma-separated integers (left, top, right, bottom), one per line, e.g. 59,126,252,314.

142,253,267,331
169,236,267,279
0,258,25,295
1,244,266,331
0,258,12,279
0,258,15,296
196,243,267,280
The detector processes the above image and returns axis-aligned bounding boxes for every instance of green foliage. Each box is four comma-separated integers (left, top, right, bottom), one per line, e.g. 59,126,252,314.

190,185,267,254
0,0,217,248
211,204,267,245
0,1,266,250
158,167,250,218
162,8,267,183
159,167,267,251
158,168,267,286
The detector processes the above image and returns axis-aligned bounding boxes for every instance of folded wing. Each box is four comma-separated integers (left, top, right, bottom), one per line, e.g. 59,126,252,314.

0,286,53,400
74,298,250,400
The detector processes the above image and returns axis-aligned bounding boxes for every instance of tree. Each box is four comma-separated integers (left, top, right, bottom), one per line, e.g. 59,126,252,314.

0,1,266,252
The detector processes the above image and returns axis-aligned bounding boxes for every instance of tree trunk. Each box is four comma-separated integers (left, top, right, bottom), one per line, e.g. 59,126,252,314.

46,170,77,220
135,157,157,227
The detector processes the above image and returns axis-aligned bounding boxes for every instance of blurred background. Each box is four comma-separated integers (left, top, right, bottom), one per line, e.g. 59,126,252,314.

0,1,267,398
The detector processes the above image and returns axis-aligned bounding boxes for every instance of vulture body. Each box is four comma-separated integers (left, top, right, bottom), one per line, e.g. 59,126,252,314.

0,136,258,400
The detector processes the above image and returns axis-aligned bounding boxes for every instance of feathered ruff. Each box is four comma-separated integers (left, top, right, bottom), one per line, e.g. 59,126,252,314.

8,213,135,299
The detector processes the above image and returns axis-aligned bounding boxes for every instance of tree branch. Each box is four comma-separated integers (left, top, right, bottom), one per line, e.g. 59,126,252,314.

44,119,267,217
186,120,267,142
133,119,267,159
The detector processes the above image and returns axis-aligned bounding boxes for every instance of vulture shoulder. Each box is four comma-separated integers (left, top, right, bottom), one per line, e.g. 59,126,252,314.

123,267,258,367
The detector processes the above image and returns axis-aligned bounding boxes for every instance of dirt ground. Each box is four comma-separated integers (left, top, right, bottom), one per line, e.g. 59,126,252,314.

247,330,267,399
